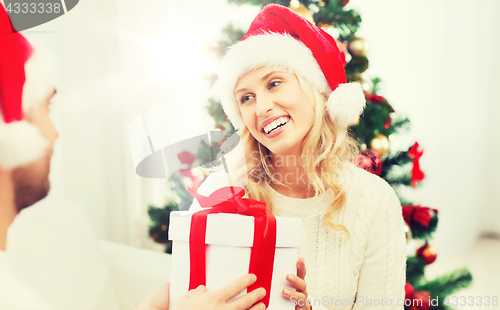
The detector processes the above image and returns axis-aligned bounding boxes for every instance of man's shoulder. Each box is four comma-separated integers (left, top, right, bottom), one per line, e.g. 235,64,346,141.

0,267,53,310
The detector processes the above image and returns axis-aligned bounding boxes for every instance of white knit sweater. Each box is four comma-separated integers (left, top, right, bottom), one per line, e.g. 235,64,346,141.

190,163,406,310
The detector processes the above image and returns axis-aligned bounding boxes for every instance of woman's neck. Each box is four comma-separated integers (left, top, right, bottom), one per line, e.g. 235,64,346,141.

269,151,314,198
0,172,16,251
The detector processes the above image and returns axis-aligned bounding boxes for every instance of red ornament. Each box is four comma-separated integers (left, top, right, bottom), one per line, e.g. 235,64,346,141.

339,0,350,6
354,150,383,175
410,291,431,310
416,243,437,264
405,282,414,300
365,93,395,112
177,150,196,165
408,142,425,188
411,291,431,310
365,93,387,105
384,117,391,129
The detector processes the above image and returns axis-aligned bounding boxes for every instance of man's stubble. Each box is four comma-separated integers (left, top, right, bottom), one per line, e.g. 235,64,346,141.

11,151,51,213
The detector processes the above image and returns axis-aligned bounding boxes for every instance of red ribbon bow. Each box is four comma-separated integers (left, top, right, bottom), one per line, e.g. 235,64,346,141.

402,205,438,228
188,186,277,308
408,142,425,188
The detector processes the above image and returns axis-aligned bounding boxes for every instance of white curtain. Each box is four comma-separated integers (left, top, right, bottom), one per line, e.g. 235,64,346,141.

25,0,500,257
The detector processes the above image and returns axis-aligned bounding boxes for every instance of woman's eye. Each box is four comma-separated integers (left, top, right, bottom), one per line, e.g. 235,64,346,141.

269,80,281,89
240,94,254,104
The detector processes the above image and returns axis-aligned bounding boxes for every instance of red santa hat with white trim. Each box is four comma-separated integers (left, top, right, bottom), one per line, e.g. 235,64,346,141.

0,4,53,169
217,4,366,131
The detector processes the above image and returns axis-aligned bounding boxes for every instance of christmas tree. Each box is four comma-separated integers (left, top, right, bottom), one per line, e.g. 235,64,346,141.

148,1,472,308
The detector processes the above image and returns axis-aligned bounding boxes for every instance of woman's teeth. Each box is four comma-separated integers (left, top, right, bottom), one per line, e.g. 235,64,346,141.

264,116,290,134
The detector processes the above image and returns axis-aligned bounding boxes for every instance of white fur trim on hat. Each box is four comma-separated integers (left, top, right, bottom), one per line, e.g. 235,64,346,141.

217,33,330,130
0,121,48,169
217,32,366,130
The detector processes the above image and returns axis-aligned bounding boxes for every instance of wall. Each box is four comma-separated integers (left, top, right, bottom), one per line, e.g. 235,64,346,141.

350,0,500,259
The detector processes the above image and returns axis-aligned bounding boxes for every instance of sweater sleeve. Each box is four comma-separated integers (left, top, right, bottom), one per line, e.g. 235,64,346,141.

352,186,406,310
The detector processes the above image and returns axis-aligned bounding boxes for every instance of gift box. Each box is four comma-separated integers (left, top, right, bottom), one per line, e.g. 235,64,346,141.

168,210,301,309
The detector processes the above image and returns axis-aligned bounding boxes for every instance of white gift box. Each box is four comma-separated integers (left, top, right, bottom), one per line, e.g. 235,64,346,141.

169,211,302,309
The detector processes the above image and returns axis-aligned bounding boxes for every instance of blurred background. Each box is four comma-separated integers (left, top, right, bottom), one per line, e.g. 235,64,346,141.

17,0,500,304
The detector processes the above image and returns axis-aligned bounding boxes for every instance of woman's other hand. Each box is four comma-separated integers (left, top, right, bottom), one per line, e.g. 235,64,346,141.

171,274,266,310
283,257,311,310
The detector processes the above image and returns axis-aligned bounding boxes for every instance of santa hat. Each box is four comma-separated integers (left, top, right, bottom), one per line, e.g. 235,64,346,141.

0,4,51,169
217,4,366,130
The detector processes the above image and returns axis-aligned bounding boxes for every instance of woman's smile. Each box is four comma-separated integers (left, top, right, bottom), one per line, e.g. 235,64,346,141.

234,67,315,157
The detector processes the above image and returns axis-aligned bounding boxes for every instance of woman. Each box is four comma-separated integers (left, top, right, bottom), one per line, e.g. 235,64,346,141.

194,4,406,310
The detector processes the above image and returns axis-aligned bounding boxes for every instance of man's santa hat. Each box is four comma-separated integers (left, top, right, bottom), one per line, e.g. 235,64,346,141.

0,4,53,169
217,4,366,131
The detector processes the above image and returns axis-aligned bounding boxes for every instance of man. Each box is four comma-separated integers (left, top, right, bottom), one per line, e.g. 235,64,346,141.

0,4,265,310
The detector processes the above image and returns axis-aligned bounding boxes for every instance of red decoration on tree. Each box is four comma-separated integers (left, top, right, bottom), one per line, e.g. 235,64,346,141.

354,149,383,175
410,290,431,310
405,282,414,300
402,205,438,228
365,93,395,112
177,150,196,165
177,150,204,191
408,142,425,188
384,117,391,129
416,243,438,264
339,0,350,6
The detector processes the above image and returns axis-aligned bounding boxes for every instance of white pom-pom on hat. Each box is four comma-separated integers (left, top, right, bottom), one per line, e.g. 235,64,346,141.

0,121,48,170
326,83,366,128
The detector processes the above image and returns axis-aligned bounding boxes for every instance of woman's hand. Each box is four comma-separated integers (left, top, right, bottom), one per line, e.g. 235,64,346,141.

283,257,311,310
171,274,266,310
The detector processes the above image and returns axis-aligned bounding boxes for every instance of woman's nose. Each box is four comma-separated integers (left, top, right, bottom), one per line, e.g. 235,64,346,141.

255,93,275,117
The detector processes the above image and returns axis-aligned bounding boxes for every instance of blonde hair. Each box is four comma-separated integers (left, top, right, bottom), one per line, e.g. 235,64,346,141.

239,74,360,239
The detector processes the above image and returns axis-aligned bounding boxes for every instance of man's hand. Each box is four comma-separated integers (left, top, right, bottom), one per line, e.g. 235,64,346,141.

134,274,266,310
172,274,266,310
134,283,170,310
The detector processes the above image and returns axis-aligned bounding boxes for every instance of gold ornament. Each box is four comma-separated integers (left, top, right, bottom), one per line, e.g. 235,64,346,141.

355,73,373,94
348,37,369,57
289,1,314,24
404,221,412,244
370,134,390,157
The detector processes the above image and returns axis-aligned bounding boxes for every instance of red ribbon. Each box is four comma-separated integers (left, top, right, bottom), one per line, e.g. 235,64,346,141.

408,142,425,188
188,186,277,308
